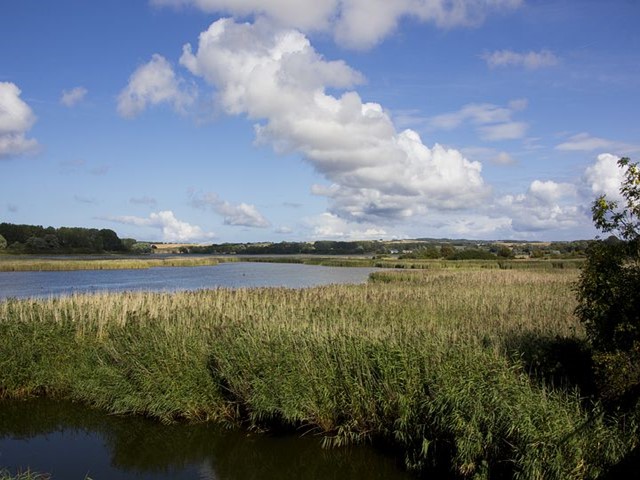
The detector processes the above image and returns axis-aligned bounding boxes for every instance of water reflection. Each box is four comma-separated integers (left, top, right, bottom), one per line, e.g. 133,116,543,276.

0,399,412,479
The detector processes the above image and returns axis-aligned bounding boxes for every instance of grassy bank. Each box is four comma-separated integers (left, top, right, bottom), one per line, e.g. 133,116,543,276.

0,268,636,478
0,256,222,272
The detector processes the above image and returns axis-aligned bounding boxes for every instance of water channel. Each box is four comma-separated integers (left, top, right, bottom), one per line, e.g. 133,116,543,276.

0,399,412,479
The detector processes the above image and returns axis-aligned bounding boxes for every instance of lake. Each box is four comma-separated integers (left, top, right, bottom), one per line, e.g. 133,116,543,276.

0,399,412,480
0,262,377,300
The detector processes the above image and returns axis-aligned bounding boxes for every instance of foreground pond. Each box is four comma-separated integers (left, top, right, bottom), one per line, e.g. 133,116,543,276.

0,262,376,300
0,399,411,479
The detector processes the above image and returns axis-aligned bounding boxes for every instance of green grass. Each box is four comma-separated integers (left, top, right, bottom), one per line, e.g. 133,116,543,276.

0,268,636,478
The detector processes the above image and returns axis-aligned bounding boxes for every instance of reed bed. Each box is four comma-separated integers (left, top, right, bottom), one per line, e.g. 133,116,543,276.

0,268,636,478
0,256,222,272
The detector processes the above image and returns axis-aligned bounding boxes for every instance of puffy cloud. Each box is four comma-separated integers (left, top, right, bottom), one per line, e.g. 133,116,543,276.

437,214,512,237
190,191,270,227
528,180,577,204
0,82,39,158
107,210,215,242
154,0,523,49
583,153,625,201
305,213,388,239
428,100,528,141
117,54,196,118
497,180,581,233
180,19,490,223
60,86,87,107
482,49,559,69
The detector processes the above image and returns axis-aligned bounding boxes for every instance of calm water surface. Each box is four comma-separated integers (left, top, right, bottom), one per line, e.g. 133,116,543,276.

0,399,412,480
0,262,377,300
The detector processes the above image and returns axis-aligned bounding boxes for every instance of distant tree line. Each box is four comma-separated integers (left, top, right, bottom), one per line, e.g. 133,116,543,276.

179,240,388,255
0,222,150,254
177,239,593,259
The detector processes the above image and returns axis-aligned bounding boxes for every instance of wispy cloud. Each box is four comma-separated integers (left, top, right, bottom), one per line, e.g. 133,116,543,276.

462,147,517,165
190,191,270,228
428,100,528,141
74,195,98,204
59,158,109,176
555,132,640,154
60,86,87,107
130,196,158,207
482,49,559,69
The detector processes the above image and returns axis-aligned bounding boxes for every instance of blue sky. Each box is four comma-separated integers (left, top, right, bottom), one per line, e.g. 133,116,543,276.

1,0,639,243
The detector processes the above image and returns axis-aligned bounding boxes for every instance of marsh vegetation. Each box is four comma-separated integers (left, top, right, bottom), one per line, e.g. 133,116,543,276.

1,266,637,478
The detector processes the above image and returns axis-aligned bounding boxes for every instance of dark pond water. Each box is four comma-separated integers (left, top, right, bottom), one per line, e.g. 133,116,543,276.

0,400,412,479
0,262,377,300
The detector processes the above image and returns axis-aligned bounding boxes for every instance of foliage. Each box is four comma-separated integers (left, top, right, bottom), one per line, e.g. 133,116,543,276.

576,157,640,403
0,233,7,249
130,242,153,254
0,223,126,254
448,249,497,260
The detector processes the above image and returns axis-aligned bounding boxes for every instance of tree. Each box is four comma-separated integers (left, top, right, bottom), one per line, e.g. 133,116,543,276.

575,157,640,402
131,242,153,254
0,233,6,249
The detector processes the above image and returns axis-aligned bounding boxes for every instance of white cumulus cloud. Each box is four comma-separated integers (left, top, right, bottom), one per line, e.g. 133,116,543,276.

583,153,626,201
0,82,39,158
107,210,215,242
482,49,559,69
60,86,88,107
179,19,490,223
305,213,388,239
117,54,196,118
497,180,581,233
190,191,270,227
153,0,523,49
